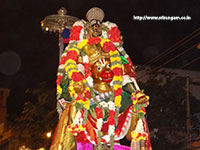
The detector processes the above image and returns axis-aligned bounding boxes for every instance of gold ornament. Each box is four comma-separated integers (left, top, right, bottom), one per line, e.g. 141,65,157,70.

82,44,109,65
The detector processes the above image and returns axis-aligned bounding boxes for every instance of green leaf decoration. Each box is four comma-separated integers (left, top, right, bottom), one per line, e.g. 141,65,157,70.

75,102,83,110
137,112,144,119
62,84,68,93
121,56,129,64
57,93,61,100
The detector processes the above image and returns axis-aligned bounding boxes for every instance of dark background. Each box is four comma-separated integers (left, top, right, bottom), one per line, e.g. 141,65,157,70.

0,0,200,120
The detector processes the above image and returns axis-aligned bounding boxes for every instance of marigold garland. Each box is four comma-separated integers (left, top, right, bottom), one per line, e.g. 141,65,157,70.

68,80,90,110
131,119,148,142
56,20,135,100
56,37,123,137
131,91,149,119
131,132,148,142
76,37,123,108
69,25,83,41
96,101,116,149
55,19,146,146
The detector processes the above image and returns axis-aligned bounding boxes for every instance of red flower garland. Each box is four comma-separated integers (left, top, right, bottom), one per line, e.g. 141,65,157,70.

65,50,79,62
69,26,83,41
102,42,116,53
114,88,122,97
56,75,62,85
84,63,91,78
59,55,68,65
108,27,121,43
84,89,90,98
108,110,116,125
71,72,84,82
96,107,103,119
112,68,122,76
87,37,101,45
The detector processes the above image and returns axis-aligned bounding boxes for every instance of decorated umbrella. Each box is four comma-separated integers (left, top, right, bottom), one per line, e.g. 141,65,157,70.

41,7,79,59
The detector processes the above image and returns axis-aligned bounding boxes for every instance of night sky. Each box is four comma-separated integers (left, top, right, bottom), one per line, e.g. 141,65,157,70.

0,0,200,120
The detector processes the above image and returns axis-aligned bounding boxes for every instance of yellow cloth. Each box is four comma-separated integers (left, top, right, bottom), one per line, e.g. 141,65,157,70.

50,103,77,150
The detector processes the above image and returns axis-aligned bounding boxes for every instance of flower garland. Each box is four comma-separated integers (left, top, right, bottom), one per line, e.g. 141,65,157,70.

69,20,86,42
68,80,90,110
82,55,92,78
83,55,93,87
96,106,104,149
55,19,142,146
131,91,149,142
102,21,121,43
68,20,122,46
56,37,122,137
131,91,149,118
58,45,91,134
76,37,123,108
96,101,116,150
131,119,148,142
56,20,133,100
107,101,116,149
102,21,135,71
67,110,85,135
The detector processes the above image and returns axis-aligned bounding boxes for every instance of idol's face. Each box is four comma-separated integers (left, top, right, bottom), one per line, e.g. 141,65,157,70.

88,20,102,37
91,24,102,37
92,58,114,83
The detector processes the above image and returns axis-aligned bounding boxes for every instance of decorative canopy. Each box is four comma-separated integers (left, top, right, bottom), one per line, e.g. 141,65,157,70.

41,7,79,33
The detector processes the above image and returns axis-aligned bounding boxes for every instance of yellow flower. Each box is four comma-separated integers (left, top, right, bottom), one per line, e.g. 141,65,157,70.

83,100,90,110
133,100,138,105
109,50,119,56
73,93,78,98
68,69,79,78
85,86,90,92
113,84,122,90
64,59,76,68
57,85,62,94
68,85,74,91
139,109,146,115
100,38,110,47
131,132,148,141
77,39,88,49
110,56,121,62
77,99,90,110
146,95,150,100
111,64,122,70
115,95,121,107
79,124,86,131
113,76,123,82
68,48,80,54
65,64,77,72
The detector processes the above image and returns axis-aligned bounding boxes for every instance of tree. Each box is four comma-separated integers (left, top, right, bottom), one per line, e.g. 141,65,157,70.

18,82,58,149
137,68,190,150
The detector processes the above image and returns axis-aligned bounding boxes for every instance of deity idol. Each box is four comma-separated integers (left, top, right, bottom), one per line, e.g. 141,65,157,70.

50,7,152,150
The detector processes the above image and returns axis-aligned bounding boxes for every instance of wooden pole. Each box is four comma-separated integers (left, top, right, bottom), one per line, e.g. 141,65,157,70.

186,76,191,149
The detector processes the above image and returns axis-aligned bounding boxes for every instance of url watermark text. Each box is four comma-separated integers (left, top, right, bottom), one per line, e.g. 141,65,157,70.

133,15,191,21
